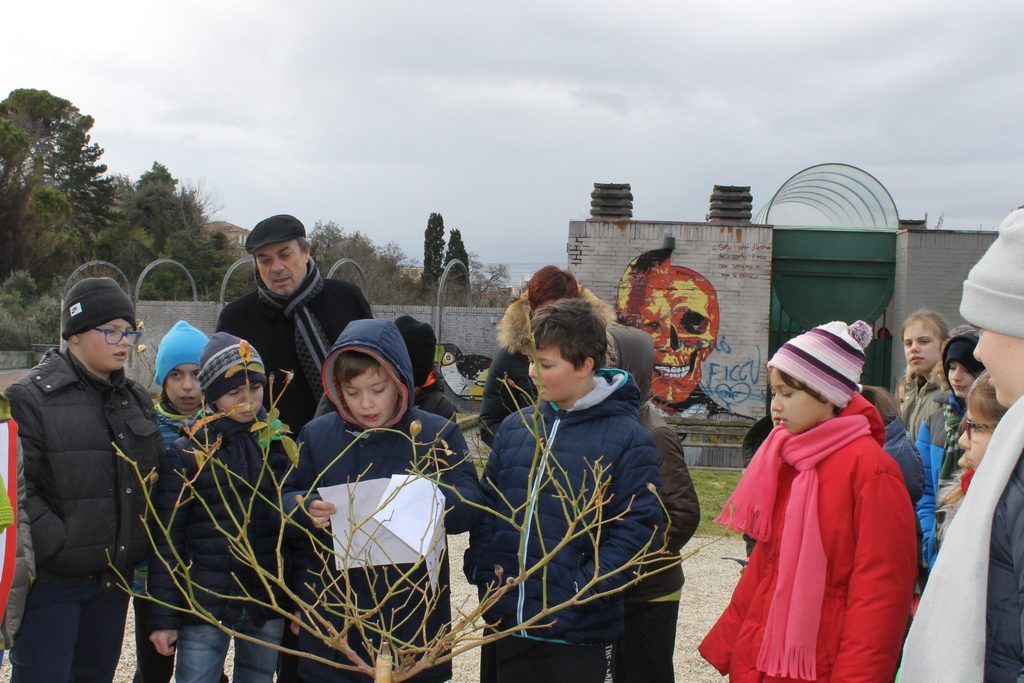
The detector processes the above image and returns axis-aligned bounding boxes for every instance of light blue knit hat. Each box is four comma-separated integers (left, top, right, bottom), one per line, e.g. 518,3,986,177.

155,321,209,387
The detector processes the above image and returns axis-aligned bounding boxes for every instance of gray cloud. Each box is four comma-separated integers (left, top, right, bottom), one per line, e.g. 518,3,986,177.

3,0,1022,282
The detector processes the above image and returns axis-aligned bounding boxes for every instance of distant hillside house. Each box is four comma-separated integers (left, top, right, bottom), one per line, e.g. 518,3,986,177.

205,221,249,257
401,264,425,281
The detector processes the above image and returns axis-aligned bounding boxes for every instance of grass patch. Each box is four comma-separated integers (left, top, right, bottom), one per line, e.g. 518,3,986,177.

691,468,742,537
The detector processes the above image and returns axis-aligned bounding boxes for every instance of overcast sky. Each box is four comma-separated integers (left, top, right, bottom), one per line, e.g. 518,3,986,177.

5,1,1022,282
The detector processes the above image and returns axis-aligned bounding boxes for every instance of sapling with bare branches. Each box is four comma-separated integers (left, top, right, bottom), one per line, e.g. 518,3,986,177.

117,317,671,682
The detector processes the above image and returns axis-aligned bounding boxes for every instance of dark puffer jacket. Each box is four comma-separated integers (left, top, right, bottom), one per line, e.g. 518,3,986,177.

883,416,924,504
985,448,1024,680
147,412,289,632
466,369,663,644
284,319,484,683
217,277,372,433
6,349,163,589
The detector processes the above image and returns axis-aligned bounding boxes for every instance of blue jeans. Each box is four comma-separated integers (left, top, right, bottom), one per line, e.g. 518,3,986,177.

175,614,284,683
10,581,130,682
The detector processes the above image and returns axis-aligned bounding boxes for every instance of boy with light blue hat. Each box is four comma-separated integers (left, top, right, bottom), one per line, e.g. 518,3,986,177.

133,319,210,683
154,320,209,445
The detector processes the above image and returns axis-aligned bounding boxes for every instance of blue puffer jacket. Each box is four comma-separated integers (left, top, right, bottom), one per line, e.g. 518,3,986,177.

883,416,924,504
283,319,483,683
915,391,964,568
148,411,289,632
465,369,663,645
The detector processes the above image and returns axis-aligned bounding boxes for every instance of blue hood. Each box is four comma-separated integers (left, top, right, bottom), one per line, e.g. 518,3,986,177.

320,318,415,428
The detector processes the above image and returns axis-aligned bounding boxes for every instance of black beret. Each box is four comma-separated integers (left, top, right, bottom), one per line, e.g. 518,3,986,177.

245,214,307,253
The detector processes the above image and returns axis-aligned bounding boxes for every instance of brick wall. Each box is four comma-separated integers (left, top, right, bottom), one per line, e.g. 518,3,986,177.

892,229,997,384
568,219,773,420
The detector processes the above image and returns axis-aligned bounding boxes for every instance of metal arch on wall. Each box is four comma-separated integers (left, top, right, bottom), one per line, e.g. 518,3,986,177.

326,258,367,293
434,259,471,342
62,260,131,301
219,257,253,306
134,258,198,302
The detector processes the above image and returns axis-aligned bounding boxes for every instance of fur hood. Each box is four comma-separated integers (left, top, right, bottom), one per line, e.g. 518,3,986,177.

496,287,616,355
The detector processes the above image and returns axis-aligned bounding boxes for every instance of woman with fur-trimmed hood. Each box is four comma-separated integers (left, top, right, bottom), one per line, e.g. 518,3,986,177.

479,266,615,447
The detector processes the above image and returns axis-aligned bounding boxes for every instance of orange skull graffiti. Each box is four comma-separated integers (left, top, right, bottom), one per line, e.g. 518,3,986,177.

616,249,720,410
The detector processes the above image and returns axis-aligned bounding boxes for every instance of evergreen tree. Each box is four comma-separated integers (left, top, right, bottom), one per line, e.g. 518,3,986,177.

0,89,113,280
443,228,469,284
422,212,446,284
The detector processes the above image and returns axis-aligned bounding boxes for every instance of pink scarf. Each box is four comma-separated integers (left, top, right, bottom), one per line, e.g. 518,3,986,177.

715,414,870,680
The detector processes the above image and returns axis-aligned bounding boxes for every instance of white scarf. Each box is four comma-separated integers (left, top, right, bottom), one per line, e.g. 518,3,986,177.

900,395,1024,681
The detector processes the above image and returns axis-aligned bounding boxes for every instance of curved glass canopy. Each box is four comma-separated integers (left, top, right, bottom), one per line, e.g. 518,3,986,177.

754,163,899,231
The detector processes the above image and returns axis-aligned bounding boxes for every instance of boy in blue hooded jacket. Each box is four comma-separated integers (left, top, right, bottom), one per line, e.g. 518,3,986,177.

465,298,663,683
284,318,483,683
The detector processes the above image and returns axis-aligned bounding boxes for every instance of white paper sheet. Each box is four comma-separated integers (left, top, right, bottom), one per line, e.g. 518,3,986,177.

318,475,446,590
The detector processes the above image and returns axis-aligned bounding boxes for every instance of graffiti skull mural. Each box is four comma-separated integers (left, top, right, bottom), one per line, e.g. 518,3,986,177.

616,248,720,412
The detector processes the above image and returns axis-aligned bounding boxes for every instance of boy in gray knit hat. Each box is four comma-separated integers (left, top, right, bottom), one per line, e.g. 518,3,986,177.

901,206,1024,681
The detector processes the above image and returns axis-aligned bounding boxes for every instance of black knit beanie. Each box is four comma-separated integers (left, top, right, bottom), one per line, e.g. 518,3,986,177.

394,315,437,387
198,332,267,405
943,331,984,382
61,277,135,340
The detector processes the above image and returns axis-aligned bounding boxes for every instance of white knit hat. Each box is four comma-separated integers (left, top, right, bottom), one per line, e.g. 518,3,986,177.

767,320,873,408
961,208,1024,338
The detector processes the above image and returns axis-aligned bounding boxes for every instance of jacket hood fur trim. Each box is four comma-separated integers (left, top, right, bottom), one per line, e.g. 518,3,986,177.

496,287,616,355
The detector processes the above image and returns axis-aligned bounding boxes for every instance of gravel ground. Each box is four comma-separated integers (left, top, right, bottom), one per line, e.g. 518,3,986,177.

0,532,743,682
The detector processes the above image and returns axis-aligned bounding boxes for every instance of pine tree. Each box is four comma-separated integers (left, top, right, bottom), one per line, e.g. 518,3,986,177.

422,212,446,284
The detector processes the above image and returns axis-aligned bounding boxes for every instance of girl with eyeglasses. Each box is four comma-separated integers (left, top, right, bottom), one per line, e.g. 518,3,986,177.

934,372,1007,550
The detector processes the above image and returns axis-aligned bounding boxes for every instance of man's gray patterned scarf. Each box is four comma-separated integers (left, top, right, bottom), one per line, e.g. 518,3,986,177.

256,258,329,403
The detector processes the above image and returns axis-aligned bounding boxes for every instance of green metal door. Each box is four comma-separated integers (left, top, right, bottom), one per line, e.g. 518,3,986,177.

770,229,896,389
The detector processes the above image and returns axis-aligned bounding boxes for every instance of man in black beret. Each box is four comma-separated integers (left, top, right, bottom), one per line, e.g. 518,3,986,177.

217,214,372,435
218,215,372,682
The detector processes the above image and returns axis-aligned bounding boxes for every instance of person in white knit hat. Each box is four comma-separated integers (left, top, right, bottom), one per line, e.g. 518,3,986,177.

901,206,1024,682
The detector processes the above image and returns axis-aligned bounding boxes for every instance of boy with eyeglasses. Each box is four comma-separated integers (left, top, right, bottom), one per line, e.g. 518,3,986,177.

6,277,164,681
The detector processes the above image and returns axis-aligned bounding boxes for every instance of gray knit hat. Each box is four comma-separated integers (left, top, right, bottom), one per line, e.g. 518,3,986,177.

961,208,1024,338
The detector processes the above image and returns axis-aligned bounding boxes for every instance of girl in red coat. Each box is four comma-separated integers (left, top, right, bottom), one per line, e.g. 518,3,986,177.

700,321,918,682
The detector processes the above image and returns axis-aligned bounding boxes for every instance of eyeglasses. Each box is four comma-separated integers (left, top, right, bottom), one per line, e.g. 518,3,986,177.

93,327,143,345
964,418,995,440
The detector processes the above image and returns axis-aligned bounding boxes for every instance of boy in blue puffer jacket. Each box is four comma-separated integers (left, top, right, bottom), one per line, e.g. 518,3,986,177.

465,298,663,683
284,318,483,683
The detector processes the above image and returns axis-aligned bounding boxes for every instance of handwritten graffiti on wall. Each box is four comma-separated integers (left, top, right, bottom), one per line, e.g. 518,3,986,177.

616,248,764,418
699,335,767,414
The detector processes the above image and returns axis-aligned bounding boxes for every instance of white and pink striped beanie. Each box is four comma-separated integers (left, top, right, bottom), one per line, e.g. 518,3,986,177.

767,320,873,408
